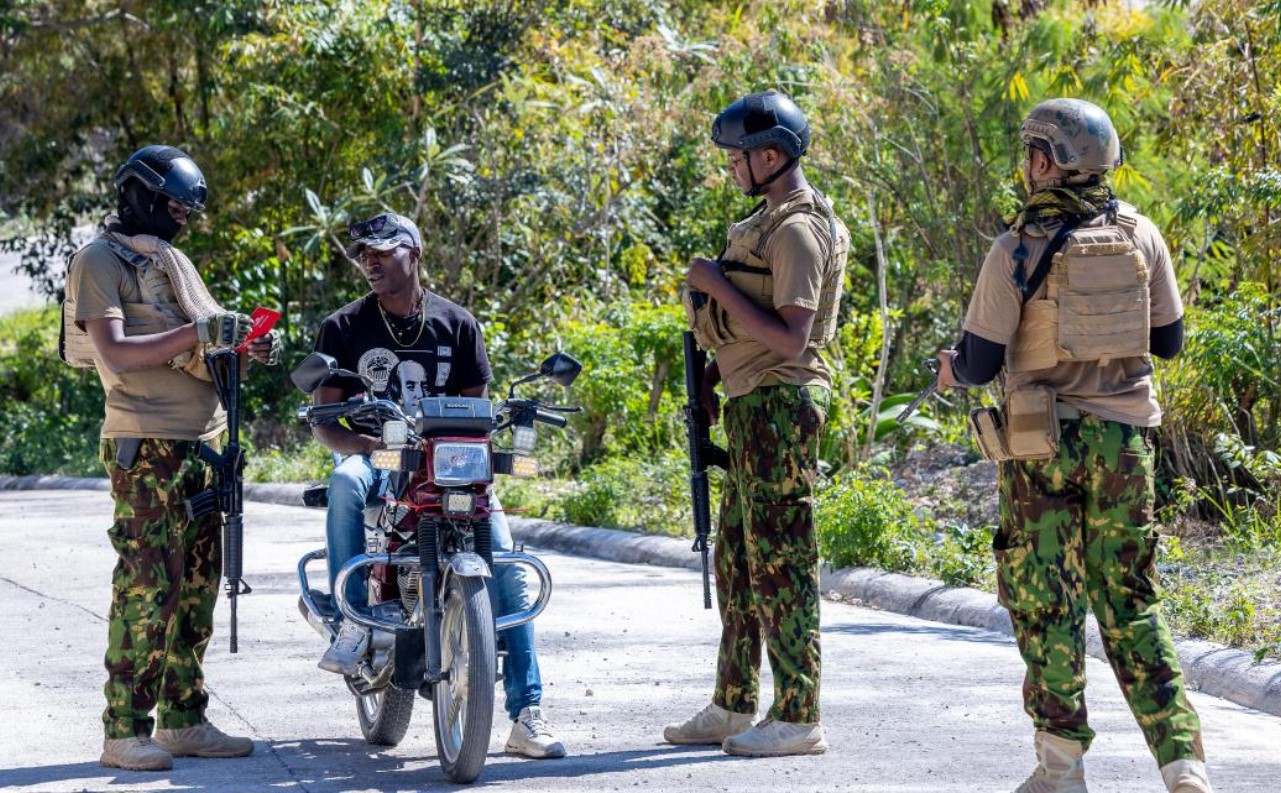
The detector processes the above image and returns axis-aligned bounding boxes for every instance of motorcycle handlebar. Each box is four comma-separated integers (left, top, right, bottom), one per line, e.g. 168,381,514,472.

534,409,569,428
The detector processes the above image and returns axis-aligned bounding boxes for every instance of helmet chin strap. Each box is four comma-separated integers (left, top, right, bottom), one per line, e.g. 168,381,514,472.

744,153,800,197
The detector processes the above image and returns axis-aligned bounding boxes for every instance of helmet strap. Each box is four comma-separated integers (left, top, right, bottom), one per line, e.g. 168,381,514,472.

745,153,800,198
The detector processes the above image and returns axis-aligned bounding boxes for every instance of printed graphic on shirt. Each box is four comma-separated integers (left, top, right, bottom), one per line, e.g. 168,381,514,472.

357,348,400,394
395,359,430,412
357,346,452,413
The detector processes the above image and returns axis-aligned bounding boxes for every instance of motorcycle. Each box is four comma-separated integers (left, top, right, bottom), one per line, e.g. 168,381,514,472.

290,350,582,783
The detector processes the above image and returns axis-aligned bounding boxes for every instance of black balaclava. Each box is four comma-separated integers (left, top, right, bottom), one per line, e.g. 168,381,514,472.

114,148,188,241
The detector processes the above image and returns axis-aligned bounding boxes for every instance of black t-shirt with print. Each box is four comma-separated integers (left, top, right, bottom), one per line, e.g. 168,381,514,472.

313,292,492,410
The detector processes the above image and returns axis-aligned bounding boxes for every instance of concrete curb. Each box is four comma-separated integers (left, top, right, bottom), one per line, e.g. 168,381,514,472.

5,474,1279,718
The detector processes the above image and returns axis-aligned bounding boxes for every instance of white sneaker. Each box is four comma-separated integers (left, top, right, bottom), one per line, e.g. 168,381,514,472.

505,706,566,759
721,718,827,757
1015,732,1087,793
663,702,755,745
99,736,173,771
1160,759,1213,793
318,621,369,675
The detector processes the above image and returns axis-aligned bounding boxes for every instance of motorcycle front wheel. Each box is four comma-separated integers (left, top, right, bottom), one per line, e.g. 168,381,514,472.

355,683,416,746
432,574,496,784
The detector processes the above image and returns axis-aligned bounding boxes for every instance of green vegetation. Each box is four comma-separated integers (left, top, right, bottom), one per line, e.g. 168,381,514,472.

3,1,1280,658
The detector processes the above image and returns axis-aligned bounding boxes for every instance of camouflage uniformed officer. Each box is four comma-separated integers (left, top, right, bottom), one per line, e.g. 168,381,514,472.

666,91,849,757
63,145,281,771
936,99,1212,793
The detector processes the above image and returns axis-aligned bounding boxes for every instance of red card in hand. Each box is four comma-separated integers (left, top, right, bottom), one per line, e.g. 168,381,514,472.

235,307,282,352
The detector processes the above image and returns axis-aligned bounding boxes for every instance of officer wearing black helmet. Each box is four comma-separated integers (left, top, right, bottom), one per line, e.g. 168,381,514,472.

667,91,849,757
63,145,280,771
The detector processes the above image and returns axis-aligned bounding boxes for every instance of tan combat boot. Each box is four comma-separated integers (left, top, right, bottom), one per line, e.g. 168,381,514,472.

153,722,254,758
1160,759,1213,793
721,718,828,757
100,736,173,771
662,703,754,745
1015,731,1088,793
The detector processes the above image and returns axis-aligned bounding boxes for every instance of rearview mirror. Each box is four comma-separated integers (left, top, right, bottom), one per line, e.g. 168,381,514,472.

539,352,582,388
290,352,343,394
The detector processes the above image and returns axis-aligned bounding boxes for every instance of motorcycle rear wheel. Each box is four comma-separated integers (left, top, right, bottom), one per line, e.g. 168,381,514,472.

432,574,496,783
355,683,416,746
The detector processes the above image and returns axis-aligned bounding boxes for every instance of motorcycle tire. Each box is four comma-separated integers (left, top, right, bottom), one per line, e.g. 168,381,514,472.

432,574,497,784
355,684,416,746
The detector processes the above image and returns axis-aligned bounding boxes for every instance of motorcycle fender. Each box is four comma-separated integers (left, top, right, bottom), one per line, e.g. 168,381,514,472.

446,552,492,579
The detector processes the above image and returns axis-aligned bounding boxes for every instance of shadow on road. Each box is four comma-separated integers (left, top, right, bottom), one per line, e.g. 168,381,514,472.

822,620,1010,646
475,744,738,785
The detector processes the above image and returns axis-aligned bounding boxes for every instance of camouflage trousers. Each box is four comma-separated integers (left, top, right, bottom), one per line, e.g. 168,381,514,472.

997,414,1204,766
714,383,828,724
100,437,222,739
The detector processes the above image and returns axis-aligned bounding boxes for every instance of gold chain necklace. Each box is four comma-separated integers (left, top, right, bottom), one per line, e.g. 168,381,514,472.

377,290,426,347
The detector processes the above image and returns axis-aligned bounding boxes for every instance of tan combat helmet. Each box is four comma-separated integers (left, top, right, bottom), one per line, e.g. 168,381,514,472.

1020,98,1122,175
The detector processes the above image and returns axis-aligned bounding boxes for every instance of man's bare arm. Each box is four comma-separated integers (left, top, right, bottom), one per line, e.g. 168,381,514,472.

84,317,199,375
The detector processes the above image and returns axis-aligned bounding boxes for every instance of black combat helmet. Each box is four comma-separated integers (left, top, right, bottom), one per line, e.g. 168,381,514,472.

711,91,810,159
112,145,207,241
114,145,208,212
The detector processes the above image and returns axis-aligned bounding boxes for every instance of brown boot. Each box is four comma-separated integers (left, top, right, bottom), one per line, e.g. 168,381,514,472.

100,736,173,771
1015,731,1087,793
153,722,254,758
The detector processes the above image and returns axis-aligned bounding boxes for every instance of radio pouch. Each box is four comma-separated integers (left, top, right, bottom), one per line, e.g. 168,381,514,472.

969,407,1011,463
1004,386,1059,460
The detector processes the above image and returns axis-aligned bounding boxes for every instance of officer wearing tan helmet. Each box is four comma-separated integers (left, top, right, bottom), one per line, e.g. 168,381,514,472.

935,99,1212,792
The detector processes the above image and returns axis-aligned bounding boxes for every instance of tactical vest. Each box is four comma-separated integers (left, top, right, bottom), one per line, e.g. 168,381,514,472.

684,188,846,351
61,237,196,370
1006,208,1150,373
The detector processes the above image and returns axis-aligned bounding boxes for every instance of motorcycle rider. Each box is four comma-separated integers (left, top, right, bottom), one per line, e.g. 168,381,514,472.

935,98,1211,793
63,145,282,771
307,211,566,759
669,91,849,756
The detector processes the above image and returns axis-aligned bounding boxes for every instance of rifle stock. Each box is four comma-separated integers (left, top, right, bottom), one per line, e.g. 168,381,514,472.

682,332,728,610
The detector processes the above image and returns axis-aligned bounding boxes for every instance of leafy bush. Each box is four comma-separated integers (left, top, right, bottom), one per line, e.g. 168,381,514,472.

553,448,695,536
815,466,921,571
0,307,104,476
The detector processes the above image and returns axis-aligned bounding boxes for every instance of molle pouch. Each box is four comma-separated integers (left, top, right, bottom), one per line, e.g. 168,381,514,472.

1004,386,1059,460
969,407,1011,463
59,299,98,369
1007,299,1059,373
681,286,719,350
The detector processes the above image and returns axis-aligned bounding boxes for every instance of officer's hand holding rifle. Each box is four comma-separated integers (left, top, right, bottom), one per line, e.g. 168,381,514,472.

896,353,956,424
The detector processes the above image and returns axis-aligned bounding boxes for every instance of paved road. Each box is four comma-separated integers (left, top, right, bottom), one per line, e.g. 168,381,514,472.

1,491,1278,792
0,243,48,314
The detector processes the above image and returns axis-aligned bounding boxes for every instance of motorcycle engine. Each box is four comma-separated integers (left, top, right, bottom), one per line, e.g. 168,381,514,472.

397,564,420,615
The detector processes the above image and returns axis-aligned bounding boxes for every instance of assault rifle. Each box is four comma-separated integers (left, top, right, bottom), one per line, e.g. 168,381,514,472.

184,349,252,653
682,332,729,609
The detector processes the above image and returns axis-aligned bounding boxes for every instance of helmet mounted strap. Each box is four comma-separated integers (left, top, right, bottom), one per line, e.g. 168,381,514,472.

745,152,800,197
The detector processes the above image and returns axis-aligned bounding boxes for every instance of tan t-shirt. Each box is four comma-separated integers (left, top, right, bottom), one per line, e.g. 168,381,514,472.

963,203,1182,427
716,189,849,398
66,239,225,440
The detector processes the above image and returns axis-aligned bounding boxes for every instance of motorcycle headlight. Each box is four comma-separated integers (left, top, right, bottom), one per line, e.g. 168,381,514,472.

431,441,491,486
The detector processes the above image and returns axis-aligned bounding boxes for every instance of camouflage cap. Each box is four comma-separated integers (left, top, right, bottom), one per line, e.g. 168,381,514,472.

345,212,422,258
1020,98,1122,175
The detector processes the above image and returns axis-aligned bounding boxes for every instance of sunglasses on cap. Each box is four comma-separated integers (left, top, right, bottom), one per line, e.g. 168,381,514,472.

348,214,402,240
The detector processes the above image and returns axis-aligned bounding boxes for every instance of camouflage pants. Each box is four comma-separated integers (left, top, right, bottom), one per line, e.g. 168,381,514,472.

997,415,1203,766
100,437,222,739
714,384,828,724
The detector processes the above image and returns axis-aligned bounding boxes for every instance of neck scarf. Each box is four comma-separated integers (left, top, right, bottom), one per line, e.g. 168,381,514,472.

1004,182,1116,235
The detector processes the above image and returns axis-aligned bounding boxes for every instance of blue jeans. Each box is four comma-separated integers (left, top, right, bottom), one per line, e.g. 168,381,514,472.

325,454,542,720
